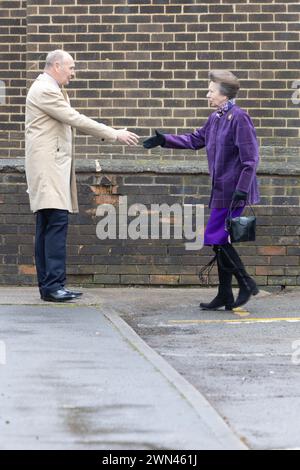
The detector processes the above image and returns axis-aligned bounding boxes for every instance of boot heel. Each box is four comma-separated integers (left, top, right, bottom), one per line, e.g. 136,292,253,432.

225,304,234,310
253,286,259,296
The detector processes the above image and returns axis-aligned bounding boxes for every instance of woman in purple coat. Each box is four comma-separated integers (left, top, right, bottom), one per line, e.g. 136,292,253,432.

143,70,260,310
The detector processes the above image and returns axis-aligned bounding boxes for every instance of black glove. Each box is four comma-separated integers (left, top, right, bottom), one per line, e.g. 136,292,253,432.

232,190,247,203
143,130,165,149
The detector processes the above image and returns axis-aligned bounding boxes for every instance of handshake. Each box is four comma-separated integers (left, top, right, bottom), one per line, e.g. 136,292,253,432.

118,128,247,203
116,128,165,149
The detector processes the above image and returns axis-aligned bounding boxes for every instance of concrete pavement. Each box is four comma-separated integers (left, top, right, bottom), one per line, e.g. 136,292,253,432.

2,285,299,449
0,287,246,450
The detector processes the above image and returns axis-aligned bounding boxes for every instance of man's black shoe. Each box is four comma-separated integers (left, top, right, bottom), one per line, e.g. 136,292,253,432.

40,288,83,300
64,289,83,298
42,289,77,302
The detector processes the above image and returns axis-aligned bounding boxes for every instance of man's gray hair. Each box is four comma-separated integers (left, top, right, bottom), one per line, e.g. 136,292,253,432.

45,49,70,68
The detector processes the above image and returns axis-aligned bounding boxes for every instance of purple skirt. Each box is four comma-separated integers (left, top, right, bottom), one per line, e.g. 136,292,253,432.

204,207,244,245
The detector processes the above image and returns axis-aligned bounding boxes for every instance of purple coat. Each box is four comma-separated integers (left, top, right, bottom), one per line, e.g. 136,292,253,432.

163,105,260,208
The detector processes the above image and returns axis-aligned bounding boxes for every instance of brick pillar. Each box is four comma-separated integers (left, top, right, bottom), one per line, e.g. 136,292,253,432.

0,0,27,158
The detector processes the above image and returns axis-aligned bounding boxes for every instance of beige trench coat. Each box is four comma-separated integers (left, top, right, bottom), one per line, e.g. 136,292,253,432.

25,73,118,213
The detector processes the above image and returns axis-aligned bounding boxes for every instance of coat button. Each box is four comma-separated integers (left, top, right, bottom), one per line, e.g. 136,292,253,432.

101,138,105,141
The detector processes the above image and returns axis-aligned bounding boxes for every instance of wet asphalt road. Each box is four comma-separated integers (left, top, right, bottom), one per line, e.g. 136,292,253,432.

105,287,300,450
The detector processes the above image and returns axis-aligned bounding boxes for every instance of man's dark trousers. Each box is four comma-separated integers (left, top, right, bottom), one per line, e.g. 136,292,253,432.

35,208,69,297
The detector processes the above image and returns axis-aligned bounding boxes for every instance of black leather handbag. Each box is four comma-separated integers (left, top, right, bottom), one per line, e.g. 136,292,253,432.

225,202,256,243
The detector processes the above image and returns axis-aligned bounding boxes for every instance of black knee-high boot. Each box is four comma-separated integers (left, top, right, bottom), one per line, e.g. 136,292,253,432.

200,245,234,310
219,243,259,308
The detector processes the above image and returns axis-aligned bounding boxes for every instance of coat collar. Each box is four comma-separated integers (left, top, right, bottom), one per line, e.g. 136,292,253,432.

37,72,61,91
216,98,236,118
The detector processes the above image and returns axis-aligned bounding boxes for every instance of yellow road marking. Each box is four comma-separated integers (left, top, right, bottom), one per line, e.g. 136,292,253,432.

232,307,250,317
169,317,300,325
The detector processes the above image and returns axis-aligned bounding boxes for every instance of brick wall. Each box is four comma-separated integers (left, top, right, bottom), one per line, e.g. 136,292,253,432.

0,0,300,161
0,0,27,158
0,159,299,288
0,2,299,287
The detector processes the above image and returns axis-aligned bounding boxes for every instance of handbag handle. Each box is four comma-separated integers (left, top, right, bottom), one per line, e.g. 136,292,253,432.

227,200,255,218
198,253,218,284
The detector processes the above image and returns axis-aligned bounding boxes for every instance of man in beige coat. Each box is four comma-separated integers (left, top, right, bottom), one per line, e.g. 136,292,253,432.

25,49,139,302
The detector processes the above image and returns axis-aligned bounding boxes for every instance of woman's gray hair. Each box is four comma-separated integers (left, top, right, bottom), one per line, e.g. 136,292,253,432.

208,70,240,99
45,49,69,68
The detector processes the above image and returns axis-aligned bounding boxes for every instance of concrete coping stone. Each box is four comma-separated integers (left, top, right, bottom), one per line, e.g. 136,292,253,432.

0,158,299,176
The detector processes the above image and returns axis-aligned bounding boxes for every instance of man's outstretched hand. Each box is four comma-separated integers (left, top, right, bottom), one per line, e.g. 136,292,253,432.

116,129,139,146
143,130,165,149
